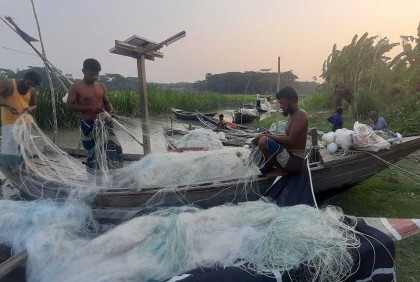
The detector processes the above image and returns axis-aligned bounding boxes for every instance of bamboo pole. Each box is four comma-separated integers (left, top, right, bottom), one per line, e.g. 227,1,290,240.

0,17,71,89
277,56,281,92
137,55,151,154
102,111,143,147
0,251,27,280
30,0,58,142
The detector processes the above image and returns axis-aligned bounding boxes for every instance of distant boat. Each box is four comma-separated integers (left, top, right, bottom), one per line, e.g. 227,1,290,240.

196,114,256,133
171,108,216,121
232,107,259,123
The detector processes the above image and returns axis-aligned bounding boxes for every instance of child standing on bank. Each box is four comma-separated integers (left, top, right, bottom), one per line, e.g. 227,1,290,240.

327,107,344,132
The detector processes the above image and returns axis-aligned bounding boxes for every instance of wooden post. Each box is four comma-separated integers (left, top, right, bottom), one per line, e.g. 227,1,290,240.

310,128,318,162
31,0,58,142
137,55,151,154
276,56,281,92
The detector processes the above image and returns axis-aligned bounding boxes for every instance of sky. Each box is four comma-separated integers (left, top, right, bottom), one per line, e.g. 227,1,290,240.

1,0,419,83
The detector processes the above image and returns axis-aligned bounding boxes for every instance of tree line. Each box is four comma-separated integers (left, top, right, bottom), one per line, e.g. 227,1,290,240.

0,67,318,94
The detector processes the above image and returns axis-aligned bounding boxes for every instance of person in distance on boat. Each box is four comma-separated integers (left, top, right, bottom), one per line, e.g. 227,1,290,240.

368,111,388,131
327,107,344,132
66,58,123,175
215,114,227,131
0,71,41,166
252,87,308,177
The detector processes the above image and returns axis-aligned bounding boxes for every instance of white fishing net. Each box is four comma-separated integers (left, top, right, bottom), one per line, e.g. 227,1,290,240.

0,199,362,282
174,128,223,150
116,148,258,188
3,114,260,207
0,114,393,282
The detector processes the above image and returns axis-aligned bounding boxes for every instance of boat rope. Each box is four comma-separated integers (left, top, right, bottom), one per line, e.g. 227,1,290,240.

102,110,144,147
360,150,420,185
171,117,191,131
305,146,318,209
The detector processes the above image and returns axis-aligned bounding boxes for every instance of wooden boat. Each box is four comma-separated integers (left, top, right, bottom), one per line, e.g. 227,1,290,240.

171,108,216,121
243,103,268,113
2,135,420,224
232,107,259,124
196,114,256,133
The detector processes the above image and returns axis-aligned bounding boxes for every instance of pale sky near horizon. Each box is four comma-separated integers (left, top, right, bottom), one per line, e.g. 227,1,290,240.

1,0,419,83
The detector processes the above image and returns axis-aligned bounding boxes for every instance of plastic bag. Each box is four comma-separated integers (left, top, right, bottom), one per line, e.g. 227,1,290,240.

352,121,390,152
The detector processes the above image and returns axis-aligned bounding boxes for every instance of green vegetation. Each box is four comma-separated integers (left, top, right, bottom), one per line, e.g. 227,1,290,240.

32,87,257,129
108,87,256,115
395,235,420,281
318,26,420,133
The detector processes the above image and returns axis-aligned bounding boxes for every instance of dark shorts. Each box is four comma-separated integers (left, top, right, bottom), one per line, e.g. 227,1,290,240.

261,138,305,175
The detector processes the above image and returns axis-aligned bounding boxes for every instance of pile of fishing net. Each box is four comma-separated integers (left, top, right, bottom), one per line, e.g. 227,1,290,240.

116,147,258,188
0,199,361,282
9,114,259,196
174,128,223,150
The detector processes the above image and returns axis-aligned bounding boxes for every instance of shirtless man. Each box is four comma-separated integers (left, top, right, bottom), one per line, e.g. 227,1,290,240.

67,58,121,173
0,71,41,166
252,87,308,176
67,58,114,119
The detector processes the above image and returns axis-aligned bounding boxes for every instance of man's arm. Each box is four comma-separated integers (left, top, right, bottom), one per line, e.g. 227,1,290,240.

22,88,37,114
327,115,334,124
0,80,19,114
102,84,115,114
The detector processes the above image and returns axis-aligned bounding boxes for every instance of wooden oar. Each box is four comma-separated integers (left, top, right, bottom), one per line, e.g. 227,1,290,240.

102,111,144,147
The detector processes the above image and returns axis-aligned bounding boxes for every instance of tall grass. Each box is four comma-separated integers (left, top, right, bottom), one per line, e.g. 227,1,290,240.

109,87,256,116
31,87,257,129
33,88,79,129
299,93,331,111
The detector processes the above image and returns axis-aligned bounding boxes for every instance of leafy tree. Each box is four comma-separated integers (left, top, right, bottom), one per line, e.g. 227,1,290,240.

321,33,399,93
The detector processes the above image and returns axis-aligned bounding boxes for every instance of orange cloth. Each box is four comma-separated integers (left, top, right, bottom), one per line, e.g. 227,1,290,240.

1,80,32,125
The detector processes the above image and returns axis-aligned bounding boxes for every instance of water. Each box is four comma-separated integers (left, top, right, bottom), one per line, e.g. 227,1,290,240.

45,111,273,154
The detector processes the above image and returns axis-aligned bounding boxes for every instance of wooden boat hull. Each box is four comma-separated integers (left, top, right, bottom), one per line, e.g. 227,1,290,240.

197,114,255,132
171,108,216,121
2,136,420,217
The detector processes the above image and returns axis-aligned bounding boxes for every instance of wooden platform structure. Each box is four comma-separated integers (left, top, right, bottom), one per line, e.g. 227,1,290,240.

109,31,186,154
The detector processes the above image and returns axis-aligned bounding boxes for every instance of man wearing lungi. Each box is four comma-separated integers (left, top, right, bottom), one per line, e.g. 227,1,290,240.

67,59,123,175
252,87,308,176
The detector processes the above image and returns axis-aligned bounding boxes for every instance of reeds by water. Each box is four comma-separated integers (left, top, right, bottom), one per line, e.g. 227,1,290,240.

32,87,257,129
